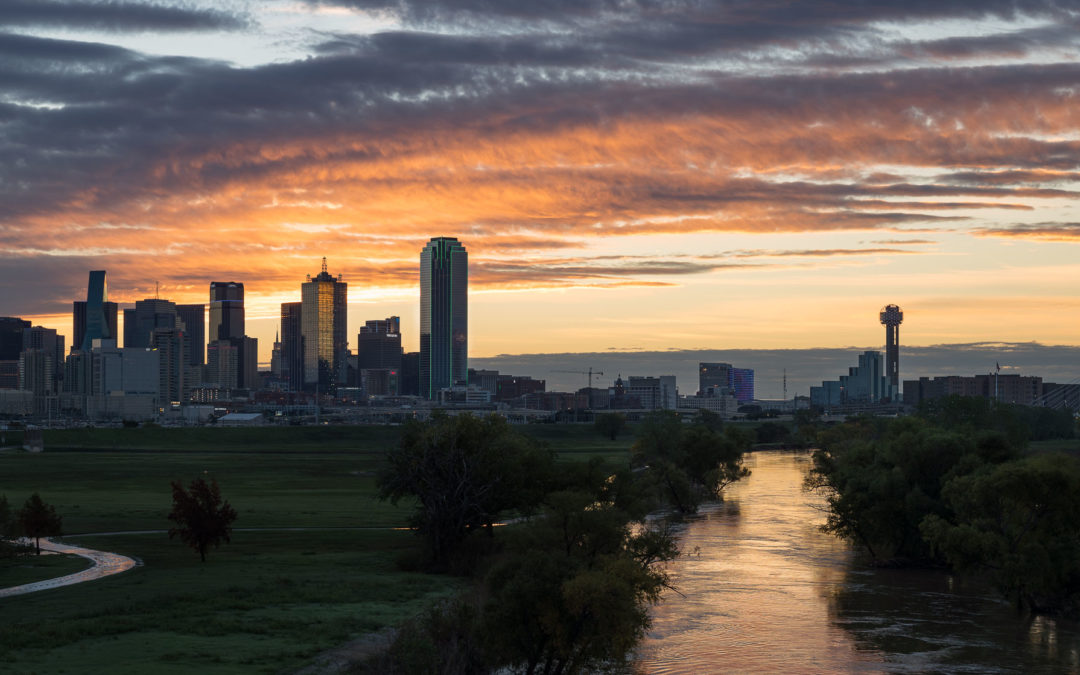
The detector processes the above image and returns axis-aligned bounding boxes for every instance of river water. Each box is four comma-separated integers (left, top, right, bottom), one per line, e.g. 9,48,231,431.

634,451,1080,674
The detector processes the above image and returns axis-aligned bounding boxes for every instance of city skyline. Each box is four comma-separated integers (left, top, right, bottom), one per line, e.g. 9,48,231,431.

1,2,1078,361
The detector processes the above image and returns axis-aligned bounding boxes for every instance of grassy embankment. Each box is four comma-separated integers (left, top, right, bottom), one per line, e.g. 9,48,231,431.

0,424,634,674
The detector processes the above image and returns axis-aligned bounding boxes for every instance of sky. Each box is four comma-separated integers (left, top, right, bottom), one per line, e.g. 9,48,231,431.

1,0,1079,381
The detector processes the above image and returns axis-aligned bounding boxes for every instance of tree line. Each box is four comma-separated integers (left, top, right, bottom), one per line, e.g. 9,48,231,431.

367,410,753,674
806,395,1080,616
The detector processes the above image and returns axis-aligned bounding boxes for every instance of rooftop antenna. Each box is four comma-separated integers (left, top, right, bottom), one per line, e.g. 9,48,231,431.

155,280,159,299
783,368,787,402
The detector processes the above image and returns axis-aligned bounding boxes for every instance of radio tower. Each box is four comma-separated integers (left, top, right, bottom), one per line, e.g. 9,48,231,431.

880,304,903,399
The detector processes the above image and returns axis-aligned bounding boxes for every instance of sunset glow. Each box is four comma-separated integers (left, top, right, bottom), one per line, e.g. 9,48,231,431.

3,1,1079,361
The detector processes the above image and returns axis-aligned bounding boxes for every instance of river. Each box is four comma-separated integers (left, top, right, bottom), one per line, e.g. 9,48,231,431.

634,451,1080,674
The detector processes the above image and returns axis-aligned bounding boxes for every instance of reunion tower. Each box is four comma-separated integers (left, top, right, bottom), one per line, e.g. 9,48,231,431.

880,304,903,398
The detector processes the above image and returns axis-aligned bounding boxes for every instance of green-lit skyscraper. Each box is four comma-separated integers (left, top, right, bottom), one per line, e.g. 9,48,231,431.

420,237,467,398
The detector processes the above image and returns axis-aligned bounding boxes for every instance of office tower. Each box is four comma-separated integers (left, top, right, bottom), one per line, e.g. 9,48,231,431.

420,237,467,398
699,362,733,395
400,351,419,396
730,368,755,403
19,326,65,396
0,317,30,362
301,258,347,392
176,304,205,366
209,282,244,341
280,302,304,391
207,340,240,390
124,298,178,349
357,316,402,371
152,326,189,404
879,304,903,400
74,271,118,352
0,317,29,390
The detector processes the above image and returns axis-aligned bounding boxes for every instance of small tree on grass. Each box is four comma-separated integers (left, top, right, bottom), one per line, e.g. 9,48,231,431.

593,412,627,441
168,477,237,562
18,493,62,555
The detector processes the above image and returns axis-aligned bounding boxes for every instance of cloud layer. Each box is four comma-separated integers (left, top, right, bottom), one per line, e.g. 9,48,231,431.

0,0,1077,353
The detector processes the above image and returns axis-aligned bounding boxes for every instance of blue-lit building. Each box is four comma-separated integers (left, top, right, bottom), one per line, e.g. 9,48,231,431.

731,368,755,403
810,350,890,407
420,237,468,398
73,270,118,352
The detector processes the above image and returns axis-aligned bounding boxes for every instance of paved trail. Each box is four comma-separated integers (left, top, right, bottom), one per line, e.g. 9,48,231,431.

0,539,137,599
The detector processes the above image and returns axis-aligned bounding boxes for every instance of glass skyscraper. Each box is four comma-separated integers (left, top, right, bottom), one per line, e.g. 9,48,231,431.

301,258,347,392
209,281,244,341
420,237,467,398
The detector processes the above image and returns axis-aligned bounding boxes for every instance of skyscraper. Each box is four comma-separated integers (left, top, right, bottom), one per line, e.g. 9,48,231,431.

301,259,347,392
74,270,118,352
209,282,244,341
357,316,402,371
420,237,468,398
880,304,903,401
176,304,205,366
280,302,304,391
123,298,178,349
699,362,733,395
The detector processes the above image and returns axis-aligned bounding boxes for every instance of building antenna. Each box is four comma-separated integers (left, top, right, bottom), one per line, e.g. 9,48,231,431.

783,368,787,402
155,280,159,299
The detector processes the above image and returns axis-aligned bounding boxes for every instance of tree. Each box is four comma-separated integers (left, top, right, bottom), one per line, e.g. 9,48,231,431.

479,490,678,674
18,493,62,555
922,453,1080,615
0,494,30,558
379,413,555,570
593,412,626,441
168,477,238,562
632,411,752,514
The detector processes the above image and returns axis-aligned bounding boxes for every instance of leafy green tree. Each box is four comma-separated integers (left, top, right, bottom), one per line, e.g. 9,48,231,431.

18,493,62,555
807,416,1022,562
754,421,790,444
168,477,238,562
922,453,1080,615
379,413,555,570
478,489,678,674
593,412,627,441
632,411,751,514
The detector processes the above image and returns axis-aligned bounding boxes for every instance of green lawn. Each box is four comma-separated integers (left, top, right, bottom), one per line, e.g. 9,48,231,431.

0,553,91,589
0,530,461,674
0,423,637,673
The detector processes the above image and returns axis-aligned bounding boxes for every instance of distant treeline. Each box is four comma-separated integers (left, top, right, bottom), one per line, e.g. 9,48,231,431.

807,396,1080,617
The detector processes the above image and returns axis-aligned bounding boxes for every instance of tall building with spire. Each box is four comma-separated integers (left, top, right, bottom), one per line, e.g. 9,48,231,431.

419,237,468,398
301,258,347,392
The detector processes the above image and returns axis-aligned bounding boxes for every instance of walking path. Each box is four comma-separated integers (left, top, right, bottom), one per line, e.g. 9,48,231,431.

0,539,137,599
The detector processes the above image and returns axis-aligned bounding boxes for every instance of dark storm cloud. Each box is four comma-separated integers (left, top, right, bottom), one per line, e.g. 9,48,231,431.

2,0,1080,305
0,0,248,32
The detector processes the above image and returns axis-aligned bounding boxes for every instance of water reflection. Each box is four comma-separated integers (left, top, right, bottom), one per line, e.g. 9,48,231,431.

634,451,1080,674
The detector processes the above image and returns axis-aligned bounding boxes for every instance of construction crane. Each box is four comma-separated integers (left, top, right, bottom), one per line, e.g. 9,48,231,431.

552,368,605,422
553,368,605,392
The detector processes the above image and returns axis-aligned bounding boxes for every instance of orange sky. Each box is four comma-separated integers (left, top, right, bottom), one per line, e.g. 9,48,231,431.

2,1,1079,362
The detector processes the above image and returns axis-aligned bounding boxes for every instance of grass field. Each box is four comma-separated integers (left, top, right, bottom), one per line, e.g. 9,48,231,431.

0,553,91,589
0,530,462,674
0,423,636,673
